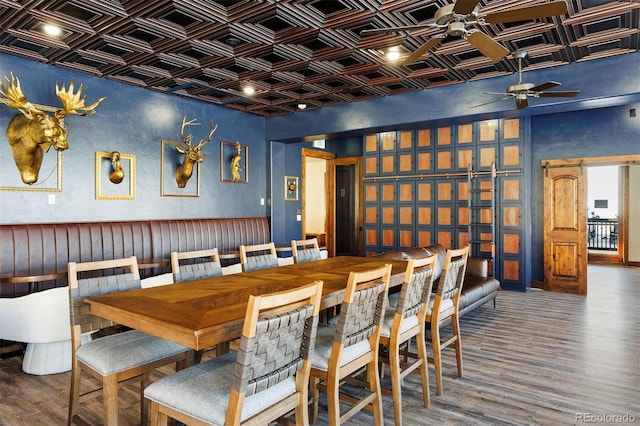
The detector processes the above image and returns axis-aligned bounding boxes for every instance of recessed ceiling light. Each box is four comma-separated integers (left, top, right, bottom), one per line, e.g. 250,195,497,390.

42,24,62,37
225,37,241,46
386,46,401,62
297,103,307,110
243,86,255,96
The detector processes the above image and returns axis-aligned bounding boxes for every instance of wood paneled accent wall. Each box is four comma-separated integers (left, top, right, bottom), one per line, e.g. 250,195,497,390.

363,118,525,286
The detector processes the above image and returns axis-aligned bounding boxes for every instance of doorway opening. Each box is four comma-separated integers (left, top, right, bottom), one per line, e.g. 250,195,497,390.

587,166,620,263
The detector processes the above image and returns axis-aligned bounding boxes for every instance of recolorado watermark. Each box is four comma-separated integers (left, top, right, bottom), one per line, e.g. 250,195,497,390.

576,413,636,423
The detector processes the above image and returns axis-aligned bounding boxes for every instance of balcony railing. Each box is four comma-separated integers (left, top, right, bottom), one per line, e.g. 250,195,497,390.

588,218,618,251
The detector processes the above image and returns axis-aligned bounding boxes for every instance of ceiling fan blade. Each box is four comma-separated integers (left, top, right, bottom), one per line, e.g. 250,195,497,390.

530,81,561,92
471,96,511,108
401,37,443,65
360,24,435,36
453,0,482,15
484,1,568,24
466,31,509,61
516,97,529,109
538,90,580,97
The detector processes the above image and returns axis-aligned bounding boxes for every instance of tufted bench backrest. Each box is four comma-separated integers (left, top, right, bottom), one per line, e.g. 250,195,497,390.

0,217,269,297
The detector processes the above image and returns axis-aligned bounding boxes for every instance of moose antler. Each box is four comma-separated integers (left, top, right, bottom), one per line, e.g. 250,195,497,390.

0,73,41,119
55,79,105,119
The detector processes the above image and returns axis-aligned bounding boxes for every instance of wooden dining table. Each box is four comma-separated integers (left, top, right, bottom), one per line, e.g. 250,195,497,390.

86,256,407,351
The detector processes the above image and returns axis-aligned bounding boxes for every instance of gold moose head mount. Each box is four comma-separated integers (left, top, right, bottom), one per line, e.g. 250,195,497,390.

175,116,217,188
0,73,105,184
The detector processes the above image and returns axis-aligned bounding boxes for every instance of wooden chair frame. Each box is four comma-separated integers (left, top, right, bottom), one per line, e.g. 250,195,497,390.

239,242,278,272
170,247,222,282
426,246,469,396
291,238,321,263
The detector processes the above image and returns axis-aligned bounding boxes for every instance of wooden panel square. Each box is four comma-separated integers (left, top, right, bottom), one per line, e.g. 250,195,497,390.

417,129,431,147
437,231,452,249
504,233,520,254
365,184,377,202
365,156,377,174
503,119,520,139
458,148,473,169
481,207,492,224
479,120,498,142
418,183,432,201
458,206,469,225
503,145,520,166
437,151,452,170
437,182,452,201
503,259,520,280
365,135,377,152
382,154,395,173
399,153,413,172
480,146,496,168
382,206,395,224
480,180,492,201
399,131,412,149
481,232,493,254
400,229,413,247
417,151,432,172
504,206,520,226
438,206,452,225
552,243,578,278
399,206,412,225
458,181,468,201
458,124,473,143
380,132,395,151
382,229,395,246
503,179,520,201
382,183,395,202
437,127,451,145
365,207,378,224
399,183,413,202
458,231,469,248
418,207,432,225
366,229,377,245
418,230,432,247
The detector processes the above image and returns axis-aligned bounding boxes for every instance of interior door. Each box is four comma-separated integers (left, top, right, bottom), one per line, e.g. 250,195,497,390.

543,164,587,294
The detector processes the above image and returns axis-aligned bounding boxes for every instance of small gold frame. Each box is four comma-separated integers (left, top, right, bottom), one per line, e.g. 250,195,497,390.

0,150,63,192
221,141,248,183
285,176,299,201
161,140,200,197
95,151,135,200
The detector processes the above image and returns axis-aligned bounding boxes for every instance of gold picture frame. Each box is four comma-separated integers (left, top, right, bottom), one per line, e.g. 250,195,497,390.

0,149,63,192
285,176,298,201
95,151,135,200
161,140,200,197
221,141,248,183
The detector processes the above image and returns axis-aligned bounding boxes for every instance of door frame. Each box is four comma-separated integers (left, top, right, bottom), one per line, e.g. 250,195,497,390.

541,154,640,293
333,156,364,256
301,148,335,256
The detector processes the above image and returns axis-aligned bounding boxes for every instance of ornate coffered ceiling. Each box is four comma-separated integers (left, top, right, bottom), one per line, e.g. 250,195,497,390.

0,0,638,116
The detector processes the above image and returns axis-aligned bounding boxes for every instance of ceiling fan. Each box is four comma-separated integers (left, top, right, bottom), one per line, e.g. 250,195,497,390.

360,0,569,65
474,50,580,109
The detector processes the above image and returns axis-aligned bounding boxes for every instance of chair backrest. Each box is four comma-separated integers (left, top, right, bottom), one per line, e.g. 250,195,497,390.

226,281,323,424
67,256,142,348
239,242,278,272
170,248,222,283
291,238,322,263
332,264,391,355
393,255,436,325
435,246,469,303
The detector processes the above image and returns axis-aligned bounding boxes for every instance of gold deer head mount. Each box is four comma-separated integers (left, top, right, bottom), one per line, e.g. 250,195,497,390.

175,116,217,188
0,73,105,184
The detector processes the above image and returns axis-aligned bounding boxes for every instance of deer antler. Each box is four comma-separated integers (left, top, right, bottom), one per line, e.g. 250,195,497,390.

0,73,41,119
179,116,199,147
196,120,217,149
55,79,105,119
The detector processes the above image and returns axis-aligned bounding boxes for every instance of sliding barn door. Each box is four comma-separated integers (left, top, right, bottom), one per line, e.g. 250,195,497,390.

543,164,587,294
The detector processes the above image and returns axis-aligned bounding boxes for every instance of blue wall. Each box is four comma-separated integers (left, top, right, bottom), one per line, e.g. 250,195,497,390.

0,54,267,224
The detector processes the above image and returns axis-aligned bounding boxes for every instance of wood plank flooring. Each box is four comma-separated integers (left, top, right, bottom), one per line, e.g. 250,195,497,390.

1,264,638,425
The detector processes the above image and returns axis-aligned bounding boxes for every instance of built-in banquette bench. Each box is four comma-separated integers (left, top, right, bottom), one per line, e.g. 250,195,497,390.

0,217,270,298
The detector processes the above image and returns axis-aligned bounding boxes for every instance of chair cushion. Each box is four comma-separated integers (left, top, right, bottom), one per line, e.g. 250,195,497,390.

144,352,296,424
310,324,371,371
75,330,189,375
426,297,453,316
379,308,420,338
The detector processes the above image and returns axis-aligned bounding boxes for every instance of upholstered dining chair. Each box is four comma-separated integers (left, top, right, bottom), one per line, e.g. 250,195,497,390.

170,247,223,283
239,242,278,272
309,264,391,426
425,245,469,396
145,280,324,425
291,238,322,263
378,255,436,426
67,256,193,426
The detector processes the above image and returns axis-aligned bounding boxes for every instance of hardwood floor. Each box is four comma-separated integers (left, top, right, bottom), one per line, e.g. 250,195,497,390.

1,264,638,425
